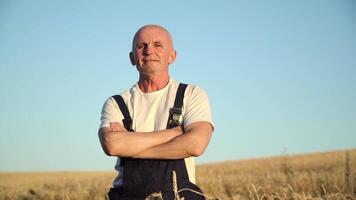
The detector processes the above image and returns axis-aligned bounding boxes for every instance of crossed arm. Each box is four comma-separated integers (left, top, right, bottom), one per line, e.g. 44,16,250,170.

98,121,213,159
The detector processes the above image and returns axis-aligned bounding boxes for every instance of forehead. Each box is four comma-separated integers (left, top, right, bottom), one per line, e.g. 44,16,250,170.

134,27,172,44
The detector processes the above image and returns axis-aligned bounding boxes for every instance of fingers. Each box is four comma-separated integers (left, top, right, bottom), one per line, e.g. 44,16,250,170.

110,122,124,132
172,125,184,136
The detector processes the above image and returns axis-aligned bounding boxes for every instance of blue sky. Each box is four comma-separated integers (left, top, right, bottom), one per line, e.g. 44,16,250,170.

0,0,355,172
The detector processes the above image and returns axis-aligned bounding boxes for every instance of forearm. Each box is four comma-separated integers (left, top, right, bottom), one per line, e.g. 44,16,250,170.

99,127,180,157
132,122,213,159
132,133,195,159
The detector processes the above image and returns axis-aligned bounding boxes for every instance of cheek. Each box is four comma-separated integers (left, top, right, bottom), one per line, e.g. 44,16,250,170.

162,52,171,61
136,54,144,61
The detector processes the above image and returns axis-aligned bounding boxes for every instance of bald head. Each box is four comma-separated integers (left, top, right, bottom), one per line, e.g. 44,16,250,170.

132,24,174,51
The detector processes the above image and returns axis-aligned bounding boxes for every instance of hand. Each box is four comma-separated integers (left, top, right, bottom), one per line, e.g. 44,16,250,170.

170,125,184,137
110,122,127,132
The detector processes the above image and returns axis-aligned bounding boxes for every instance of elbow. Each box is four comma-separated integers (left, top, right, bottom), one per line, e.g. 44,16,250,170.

98,129,118,156
103,144,125,157
100,139,116,156
102,139,125,156
102,147,112,156
101,136,129,157
186,135,210,157
189,144,207,157
102,142,116,156
103,137,124,156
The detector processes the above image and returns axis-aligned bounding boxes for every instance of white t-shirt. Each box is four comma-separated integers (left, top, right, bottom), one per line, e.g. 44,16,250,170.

100,79,213,187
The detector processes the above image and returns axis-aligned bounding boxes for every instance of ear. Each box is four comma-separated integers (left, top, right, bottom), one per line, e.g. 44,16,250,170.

129,52,136,66
168,50,177,64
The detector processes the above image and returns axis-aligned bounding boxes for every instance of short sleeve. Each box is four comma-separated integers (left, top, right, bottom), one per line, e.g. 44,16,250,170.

100,97,124,128
183,85,214,129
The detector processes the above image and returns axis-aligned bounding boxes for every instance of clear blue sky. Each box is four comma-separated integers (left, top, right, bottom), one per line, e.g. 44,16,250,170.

0,0,355,172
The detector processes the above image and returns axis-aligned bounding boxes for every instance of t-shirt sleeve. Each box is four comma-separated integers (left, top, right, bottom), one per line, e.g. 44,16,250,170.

183,85,214,129
100,97,124,128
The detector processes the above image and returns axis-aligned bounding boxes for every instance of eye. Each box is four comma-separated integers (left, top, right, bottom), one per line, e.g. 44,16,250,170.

154,42,162,47
137,44,144,49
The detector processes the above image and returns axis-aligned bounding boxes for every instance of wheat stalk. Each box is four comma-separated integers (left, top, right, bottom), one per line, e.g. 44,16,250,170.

345,151,351,193
320,184,330,200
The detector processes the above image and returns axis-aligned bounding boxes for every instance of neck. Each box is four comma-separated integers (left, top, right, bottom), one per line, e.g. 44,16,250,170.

138,74,170,93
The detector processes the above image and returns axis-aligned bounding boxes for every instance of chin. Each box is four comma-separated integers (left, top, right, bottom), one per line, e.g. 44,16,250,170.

142,63,161,69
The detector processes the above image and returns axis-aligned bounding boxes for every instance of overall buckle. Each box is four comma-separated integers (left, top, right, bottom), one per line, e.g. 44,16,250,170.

169,107,183,127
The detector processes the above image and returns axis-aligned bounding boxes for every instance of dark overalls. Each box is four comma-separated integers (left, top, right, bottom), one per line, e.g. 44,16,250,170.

108,83,205,200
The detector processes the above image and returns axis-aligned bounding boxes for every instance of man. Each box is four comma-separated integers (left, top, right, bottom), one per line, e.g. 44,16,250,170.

98,24,214,200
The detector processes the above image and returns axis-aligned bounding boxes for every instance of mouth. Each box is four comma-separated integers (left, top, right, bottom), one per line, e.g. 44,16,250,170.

143,59,159,62
143,60,159,63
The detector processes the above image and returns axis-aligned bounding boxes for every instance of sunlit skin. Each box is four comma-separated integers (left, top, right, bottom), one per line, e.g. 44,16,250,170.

129,25,177,93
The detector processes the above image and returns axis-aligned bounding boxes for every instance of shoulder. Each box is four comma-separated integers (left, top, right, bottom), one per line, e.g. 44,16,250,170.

107,84,137,104
186,84,207,94
171,79,208,97
172,81,210,107
185,84,209,101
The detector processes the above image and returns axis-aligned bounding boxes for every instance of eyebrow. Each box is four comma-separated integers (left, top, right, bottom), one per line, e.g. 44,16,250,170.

135,40,163,47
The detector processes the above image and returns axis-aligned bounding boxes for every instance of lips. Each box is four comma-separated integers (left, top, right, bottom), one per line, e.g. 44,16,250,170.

143,59,159,62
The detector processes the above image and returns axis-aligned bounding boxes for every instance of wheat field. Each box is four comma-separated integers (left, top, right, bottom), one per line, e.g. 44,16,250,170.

0,149,355,200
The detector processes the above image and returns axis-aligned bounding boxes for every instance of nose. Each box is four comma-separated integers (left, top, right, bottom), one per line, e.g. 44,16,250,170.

143,44,153,55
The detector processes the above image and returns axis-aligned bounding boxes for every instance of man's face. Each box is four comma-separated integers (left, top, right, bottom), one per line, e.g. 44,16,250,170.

130,27,176,76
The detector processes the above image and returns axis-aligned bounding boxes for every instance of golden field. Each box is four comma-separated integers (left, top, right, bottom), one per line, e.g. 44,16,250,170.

196,149,355,200
0,149,355,200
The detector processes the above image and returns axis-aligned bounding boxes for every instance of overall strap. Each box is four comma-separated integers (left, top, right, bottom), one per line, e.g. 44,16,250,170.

167,83,188,129
111,95,133,132
174,83,188,109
